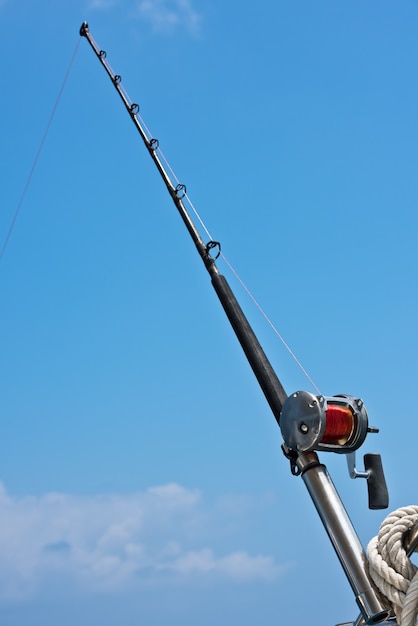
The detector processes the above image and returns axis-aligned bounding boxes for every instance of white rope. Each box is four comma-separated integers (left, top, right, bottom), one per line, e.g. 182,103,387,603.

367,506,418,626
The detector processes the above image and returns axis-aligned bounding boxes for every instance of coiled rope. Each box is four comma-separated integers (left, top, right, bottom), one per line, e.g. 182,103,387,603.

367,506,418,626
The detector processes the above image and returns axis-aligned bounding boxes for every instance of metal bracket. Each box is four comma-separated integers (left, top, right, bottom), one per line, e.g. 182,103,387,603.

347,452,369,479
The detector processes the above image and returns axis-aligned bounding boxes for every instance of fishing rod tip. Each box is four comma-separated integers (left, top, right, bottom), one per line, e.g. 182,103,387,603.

79,21,89,37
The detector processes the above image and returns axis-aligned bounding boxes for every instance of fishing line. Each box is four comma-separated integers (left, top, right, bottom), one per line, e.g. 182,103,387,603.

183,190,321,394
150,159,322,393
115,86,321,394
0,37,82,265
153,140,321,393
219,253,322,394
80,25,321,395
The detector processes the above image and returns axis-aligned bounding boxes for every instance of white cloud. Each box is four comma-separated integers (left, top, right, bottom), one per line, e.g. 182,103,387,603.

158,548,281,582
0,482,288,601
86,0,119,8
137,0,202,35
84,0,202,36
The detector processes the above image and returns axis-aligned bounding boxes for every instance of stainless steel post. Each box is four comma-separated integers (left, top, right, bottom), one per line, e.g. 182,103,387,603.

297,452,391,624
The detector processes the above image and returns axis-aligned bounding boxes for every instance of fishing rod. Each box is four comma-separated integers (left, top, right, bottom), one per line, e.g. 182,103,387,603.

79,22,394,625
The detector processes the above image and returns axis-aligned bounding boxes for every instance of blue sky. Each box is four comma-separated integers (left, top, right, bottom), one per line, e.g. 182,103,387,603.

0,1,417,625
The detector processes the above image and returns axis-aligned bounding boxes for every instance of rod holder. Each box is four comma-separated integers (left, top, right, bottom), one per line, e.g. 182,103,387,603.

297,452,391,624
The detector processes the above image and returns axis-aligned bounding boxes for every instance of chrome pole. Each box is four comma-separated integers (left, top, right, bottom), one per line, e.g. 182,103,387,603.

297,452,391,624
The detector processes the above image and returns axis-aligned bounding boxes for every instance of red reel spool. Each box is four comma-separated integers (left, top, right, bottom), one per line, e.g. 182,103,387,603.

322,404,355,446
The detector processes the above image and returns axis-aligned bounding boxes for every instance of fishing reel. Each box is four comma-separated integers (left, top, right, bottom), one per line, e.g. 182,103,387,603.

280,391,389,509
280,391,371,454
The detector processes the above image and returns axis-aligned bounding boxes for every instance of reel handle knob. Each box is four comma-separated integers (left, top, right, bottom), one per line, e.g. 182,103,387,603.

364,453,389,510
